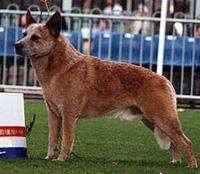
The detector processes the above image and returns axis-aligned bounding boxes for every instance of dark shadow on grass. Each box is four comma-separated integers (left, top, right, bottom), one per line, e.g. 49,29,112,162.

25,154,188,169
71,156,188,169
0,155,194,170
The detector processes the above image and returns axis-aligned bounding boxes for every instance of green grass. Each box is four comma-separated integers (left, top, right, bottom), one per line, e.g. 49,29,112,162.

0,100,200,174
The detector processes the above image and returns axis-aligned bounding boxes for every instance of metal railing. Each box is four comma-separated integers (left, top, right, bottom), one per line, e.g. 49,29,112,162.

0,4,200,100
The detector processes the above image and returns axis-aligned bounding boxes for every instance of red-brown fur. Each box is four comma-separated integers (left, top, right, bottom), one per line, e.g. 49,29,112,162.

15,10,197,168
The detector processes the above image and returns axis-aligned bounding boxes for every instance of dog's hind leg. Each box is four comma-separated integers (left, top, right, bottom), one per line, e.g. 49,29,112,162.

144,109,197,168
177,132,197,168
154,126,182,163
170,142,181,164
165,126,197,168
141,118,181,163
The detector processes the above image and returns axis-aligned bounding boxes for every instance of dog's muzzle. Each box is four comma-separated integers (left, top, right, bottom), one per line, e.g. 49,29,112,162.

14,42,24,55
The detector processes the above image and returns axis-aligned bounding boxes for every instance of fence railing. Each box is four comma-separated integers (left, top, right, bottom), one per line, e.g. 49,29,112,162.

0,5,200,100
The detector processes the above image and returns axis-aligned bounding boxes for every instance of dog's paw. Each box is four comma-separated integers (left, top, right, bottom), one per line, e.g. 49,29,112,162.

56,154,68,162
45,155,55,160
52,158,65,162
187,160,198,169
52,158,59,162
171,159,181,164
186,164,198,169
45,156,50,160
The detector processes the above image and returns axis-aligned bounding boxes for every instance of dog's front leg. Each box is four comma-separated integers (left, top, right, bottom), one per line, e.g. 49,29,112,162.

45,103,62,159
57,111,78,162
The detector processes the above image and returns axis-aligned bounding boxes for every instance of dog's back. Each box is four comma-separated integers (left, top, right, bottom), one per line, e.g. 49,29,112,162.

81,56,169,117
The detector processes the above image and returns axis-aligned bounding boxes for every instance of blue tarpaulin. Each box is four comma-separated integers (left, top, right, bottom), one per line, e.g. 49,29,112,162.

92,33,200,67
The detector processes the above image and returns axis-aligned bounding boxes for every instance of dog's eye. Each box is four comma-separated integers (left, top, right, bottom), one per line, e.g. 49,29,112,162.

31,34,41,41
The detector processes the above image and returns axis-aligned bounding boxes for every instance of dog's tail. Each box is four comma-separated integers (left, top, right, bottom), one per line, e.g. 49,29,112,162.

154,126,171,150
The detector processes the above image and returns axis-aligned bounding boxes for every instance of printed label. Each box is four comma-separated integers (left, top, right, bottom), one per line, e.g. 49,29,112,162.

0,138,14,147
0,127,25,137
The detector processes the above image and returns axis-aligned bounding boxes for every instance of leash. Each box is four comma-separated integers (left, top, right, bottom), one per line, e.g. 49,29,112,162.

39,0,50,22
26,113,36,136
71,151,80,159
59,134,81,159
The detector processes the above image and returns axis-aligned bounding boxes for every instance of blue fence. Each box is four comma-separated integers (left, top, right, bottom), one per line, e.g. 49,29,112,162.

92,33,200,67
1,26,200,68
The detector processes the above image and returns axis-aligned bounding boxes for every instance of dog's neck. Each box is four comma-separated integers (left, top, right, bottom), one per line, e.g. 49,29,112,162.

30,34,84,87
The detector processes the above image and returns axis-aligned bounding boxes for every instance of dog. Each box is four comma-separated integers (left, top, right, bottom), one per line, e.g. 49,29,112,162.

15,10,197,168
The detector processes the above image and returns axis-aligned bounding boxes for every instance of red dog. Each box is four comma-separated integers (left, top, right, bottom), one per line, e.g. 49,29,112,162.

15,10,197,168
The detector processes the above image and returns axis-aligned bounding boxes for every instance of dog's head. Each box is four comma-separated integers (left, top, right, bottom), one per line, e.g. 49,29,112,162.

15,9,62,58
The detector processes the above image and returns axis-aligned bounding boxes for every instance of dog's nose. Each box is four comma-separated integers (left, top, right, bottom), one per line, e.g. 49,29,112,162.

14,42,23,54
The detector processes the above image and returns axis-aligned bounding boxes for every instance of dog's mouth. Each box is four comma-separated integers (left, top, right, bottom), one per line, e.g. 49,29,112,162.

15,50,37,58
15,48,40,58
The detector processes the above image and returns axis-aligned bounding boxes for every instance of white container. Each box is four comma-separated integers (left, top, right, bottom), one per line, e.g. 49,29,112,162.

0,93,27,158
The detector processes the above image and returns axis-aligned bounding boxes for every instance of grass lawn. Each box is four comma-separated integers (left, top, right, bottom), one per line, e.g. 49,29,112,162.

0,100,200,174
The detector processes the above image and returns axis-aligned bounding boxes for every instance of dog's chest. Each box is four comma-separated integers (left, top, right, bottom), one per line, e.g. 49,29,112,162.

43,88,63,115
45,98,61,116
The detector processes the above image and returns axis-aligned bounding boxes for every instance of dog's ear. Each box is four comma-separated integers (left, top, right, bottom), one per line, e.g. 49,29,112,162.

46,11,62,38
26,9,37,27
